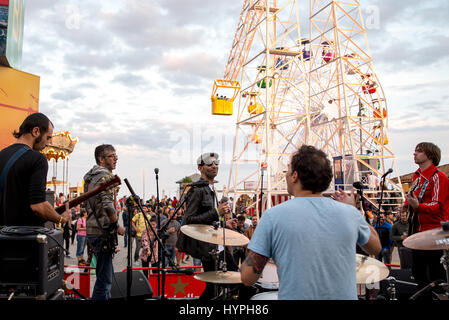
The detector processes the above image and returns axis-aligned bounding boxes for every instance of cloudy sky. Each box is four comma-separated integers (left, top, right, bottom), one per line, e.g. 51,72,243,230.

20,0,449,199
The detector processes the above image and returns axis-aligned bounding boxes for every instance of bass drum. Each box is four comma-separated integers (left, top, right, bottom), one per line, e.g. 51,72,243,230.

250,291,279,300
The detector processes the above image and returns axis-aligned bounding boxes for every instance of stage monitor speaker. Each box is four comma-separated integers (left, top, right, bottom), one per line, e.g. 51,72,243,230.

110,270,153,300
0,227,64,300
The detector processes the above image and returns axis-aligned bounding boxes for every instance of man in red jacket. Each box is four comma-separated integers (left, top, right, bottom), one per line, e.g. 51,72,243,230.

400,142,449,299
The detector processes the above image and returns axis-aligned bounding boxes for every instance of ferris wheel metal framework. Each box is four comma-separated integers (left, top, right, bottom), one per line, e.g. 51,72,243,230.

212,0,404,215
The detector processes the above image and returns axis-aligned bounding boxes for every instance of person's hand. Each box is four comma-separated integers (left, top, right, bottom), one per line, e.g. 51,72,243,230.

218,201,231,216
226,218,237,230
168,227,175,234
117,226,126,236
61,202,71,225
332,188,357,207
405,192,419,209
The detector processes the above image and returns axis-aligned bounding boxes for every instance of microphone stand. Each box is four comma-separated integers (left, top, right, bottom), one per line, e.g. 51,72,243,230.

154,168,161,296
259,165,265,217
124,196,137,301
125,178,195,300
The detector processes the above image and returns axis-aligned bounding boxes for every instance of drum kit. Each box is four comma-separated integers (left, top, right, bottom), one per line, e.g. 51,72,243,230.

180,223,396,300
402,222,449,300
181,223,248,300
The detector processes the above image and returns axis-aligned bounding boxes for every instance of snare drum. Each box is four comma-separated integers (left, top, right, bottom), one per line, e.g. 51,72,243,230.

250,291,279,300
256,261,279,290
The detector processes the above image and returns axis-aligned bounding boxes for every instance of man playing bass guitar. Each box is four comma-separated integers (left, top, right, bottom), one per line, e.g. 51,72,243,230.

400,142,449,299
84,144,125,300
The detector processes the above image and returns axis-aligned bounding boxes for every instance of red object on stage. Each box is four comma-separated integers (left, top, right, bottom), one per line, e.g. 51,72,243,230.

122,266,206,298
64,266,93,299
247,194,290,216
149,269,206,298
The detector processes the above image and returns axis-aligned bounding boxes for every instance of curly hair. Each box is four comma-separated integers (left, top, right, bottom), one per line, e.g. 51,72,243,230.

290,145,333,193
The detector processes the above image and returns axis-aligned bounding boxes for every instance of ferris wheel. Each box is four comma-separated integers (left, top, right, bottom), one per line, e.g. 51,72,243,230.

211,0,404,215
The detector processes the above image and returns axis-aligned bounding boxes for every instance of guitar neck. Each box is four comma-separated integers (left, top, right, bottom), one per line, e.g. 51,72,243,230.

55,184,103,214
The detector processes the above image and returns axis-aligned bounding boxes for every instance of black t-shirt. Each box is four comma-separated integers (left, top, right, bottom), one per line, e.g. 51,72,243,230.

0,143,48,226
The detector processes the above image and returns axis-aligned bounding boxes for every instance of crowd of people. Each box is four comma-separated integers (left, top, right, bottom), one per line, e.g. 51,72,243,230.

2,113,448,301
55,189,260,277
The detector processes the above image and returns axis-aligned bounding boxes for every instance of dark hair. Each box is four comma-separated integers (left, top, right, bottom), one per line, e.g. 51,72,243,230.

94,144,115,165
150,217,157,223
290,145,333,193
12,112,53,138
237,214,246,222
416,142,441,166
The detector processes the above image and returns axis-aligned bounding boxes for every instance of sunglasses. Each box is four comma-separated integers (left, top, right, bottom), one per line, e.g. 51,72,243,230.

203,159,220,166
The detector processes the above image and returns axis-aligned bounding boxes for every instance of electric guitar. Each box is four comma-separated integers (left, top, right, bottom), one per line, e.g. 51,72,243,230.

54,175,121,214
55,175,121,253
407,170,439,235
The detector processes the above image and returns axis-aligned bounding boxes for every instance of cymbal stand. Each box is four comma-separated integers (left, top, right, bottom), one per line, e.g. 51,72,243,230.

439,249,449,296
385,277,397,300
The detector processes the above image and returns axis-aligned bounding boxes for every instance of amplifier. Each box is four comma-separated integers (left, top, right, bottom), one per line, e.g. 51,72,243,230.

0,227,64,300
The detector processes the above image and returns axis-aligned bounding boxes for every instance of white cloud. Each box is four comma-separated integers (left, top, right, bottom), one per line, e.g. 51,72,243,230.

17,0,449,199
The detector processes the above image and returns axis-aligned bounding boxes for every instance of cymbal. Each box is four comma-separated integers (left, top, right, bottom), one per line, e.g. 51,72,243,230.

356,254,389,284
181,224,250,246
194,271,242,284
403,227,449,250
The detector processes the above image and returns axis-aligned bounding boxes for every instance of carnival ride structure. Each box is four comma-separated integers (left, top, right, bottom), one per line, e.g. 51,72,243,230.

211,0,404,215
42,131,79,197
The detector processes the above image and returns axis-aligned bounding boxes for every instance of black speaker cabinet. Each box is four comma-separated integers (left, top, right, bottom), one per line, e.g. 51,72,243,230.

0,227,64,300
110,270,153,300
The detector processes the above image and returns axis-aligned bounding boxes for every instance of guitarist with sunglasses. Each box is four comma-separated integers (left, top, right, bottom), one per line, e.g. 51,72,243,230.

84,144,125,300
399,142,449,299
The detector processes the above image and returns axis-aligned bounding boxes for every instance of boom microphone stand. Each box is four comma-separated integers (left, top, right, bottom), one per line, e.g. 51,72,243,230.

154,168,161,295
377,168,393,215
125,194,139,300
124,178,194,300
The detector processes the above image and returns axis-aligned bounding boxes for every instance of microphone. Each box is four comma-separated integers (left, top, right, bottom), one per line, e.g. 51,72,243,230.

154,168,159,174
186,180,210,188
409,280,442,300
352,181,364,190
381,168,393,179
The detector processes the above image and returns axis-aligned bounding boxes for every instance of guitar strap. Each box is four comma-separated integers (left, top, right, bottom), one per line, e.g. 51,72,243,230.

0,145,31,223
0,145,31,192
408,170,439,234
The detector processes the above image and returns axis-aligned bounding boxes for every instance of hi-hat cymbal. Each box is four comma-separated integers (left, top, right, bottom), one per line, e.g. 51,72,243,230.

403,227,449,250
356,254,389,284
194,271,242,284
181,224,250,246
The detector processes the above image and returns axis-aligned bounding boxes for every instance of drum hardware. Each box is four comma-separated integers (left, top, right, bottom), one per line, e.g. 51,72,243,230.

180,224,250,246
250,291,278,300
403,222,449,299
385,277,397,300
181,221,250,300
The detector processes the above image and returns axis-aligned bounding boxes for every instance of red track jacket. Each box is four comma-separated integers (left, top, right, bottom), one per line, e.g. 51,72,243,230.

406,164,449,232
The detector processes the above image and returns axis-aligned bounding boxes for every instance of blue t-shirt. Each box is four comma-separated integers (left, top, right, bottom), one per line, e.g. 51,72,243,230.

248,197,371,300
